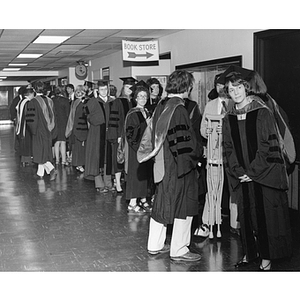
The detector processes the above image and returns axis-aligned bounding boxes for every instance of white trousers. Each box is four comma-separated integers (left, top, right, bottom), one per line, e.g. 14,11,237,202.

147,217,193,257
37,162,54,177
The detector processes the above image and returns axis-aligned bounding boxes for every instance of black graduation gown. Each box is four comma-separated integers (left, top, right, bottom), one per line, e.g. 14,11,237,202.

52,95,70,141
71,101,88,167
184,98,206,196
26,95,56,164
83,97,105,179
222,96,292,260
125,108,151,199
150,97,201,224
16,98,32,158
107,96,134,173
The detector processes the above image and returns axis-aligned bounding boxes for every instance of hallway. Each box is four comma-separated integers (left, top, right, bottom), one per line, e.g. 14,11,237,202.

0,124,299,273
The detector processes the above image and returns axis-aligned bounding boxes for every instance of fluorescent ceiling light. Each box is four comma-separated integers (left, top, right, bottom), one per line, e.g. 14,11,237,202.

3,68,21,71
17,54,43,58
0,77,7,79
33,36,70,44
9,63,28,66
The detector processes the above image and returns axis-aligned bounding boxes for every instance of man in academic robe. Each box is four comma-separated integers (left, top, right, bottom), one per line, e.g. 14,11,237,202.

84,80,115,192
83,82,106,191
106,76,137,192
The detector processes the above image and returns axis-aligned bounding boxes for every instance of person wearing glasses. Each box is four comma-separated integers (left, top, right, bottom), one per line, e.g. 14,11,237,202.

125,81,152,214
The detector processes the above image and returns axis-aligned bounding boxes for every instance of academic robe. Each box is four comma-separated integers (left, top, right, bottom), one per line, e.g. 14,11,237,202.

145,96,161,117
83,97,105,179
107,96,134,173
222,96,292,260
16,97,32,158
52,95,70,141
145,97,202,224
10,95,22,122
125,107,151,199
184,98,206,196
26,95,56,164
98,96,115,175
67,100,88,167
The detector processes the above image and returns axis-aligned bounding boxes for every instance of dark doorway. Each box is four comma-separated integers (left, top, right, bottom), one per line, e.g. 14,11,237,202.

254,29,300,161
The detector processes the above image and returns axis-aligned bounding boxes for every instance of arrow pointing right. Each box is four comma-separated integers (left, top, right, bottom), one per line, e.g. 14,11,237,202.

128,52,154,59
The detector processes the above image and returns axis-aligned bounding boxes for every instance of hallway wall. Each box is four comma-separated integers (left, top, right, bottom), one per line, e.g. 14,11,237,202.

87,29,262,92
158,29,261,70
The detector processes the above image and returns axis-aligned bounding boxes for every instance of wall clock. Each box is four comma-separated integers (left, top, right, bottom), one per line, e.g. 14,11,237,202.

75,62,88,80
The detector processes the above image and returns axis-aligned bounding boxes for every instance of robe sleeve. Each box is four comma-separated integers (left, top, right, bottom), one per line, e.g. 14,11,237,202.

74,103,89,142
247,108,288,189
125,112,146,152
189,103,204,157
85,98,104,126
222,115,244,190
167,105,200,178
107,98,123,140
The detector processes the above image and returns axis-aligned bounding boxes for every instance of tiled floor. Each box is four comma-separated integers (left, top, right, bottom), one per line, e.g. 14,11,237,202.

0,124,299,274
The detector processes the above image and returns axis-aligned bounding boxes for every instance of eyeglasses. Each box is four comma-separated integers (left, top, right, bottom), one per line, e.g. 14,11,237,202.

137,94,147,99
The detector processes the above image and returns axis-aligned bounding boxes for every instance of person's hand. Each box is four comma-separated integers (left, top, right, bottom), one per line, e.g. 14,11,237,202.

117,137,121,143
239,174,252,182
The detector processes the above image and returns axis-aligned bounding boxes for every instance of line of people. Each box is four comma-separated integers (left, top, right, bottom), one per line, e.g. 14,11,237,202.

12,76,165,208
11,66,295,268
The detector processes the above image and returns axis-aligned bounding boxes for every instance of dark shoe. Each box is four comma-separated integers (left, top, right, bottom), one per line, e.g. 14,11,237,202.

171,251,201,262
116,189,123,194
235,255,259,268
50,169,57,181
148,244,170,255
235,255,249,268
230,227,240,236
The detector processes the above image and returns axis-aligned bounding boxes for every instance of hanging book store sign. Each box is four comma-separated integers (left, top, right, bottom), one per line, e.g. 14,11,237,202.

122,40,159,62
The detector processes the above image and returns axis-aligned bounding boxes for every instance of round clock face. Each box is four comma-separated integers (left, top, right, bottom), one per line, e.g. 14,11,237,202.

75,64,87,80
